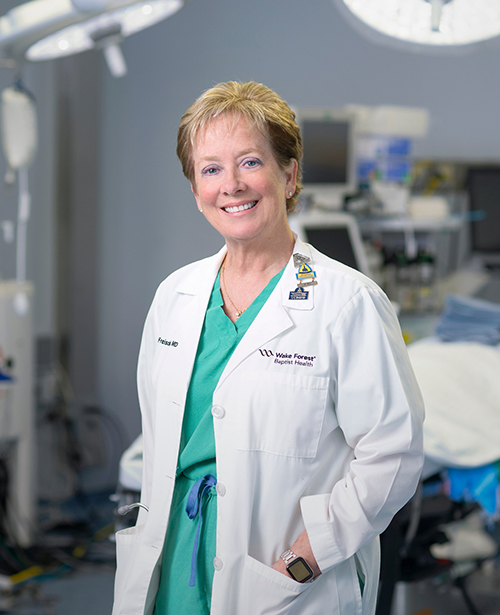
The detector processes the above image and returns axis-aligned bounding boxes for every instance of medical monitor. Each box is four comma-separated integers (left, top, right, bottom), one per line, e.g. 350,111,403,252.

466,166,500,266
290,211,371,277
295,108,357,209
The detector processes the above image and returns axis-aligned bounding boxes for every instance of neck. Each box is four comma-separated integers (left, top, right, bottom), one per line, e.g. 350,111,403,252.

223,225,295,277
219,225,295,323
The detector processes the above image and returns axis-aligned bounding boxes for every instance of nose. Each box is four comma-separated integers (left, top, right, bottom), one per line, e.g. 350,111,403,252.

221,167,246,195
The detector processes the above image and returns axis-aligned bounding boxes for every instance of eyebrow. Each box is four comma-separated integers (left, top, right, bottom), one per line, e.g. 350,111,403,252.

198,148,262,163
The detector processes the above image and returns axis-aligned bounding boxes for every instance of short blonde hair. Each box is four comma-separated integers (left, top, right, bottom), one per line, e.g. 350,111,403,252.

177,81,303,213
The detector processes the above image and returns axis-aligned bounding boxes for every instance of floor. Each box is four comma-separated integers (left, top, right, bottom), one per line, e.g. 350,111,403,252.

0,492,116,614
9,567,115,615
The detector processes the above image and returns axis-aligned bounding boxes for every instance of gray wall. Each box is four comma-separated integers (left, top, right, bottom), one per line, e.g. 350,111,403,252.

94,0,500,446
0,57,57,338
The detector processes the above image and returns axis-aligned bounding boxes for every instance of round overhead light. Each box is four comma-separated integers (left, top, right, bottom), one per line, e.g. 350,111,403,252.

335,0,500,47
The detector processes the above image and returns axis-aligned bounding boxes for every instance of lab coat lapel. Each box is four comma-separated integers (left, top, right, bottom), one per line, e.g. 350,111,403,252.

216,238,315,389
170,246,227,400
142,254,227,545
216,295,293,390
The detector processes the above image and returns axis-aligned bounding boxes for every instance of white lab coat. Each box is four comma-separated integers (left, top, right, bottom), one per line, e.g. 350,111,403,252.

112,237,424,615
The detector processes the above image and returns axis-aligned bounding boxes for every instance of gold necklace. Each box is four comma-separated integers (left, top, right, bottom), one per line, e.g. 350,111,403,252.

221,259,246,319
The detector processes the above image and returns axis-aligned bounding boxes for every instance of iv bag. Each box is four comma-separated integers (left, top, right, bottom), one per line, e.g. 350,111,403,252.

1,87,38,170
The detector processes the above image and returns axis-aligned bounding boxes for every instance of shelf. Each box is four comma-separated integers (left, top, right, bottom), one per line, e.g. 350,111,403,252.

358,215,464,233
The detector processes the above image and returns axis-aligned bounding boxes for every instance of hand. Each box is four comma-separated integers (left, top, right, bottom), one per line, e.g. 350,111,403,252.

272,530,322,579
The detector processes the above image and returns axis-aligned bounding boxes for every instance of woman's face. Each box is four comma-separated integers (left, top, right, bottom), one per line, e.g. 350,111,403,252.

190,114,297,247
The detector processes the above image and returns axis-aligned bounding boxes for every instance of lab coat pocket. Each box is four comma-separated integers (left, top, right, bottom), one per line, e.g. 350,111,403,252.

353,554,365,606
236,372,329,457
353,539,380,614
241,555,344,615
241,554,312,614
115,524,145,565
114,525,146,606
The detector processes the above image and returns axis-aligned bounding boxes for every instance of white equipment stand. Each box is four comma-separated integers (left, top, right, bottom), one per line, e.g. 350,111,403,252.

0,281,35,546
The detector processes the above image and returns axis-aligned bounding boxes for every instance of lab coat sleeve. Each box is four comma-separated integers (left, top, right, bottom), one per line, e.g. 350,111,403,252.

300,287,425,573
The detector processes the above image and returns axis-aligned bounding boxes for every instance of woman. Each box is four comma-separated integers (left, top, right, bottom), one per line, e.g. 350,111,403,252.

112,81,424,615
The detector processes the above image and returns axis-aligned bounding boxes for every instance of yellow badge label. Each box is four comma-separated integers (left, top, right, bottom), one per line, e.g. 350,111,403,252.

296,263,316,280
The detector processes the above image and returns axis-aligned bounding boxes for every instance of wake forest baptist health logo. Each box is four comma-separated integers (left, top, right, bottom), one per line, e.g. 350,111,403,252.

259,348,316,368
259,349,274,357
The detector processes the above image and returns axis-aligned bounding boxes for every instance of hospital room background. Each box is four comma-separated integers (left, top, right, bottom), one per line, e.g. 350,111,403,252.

1,0,500,613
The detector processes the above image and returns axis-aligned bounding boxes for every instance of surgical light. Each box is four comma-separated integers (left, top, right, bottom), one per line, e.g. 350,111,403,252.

0,0,184,75
334,0,500,48
26,1,183,61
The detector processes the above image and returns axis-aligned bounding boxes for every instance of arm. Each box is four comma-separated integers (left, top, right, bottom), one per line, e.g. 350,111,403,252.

278,287,424,576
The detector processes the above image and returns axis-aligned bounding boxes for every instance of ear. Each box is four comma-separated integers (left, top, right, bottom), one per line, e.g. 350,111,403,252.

285,158,298,194
191,183,201,211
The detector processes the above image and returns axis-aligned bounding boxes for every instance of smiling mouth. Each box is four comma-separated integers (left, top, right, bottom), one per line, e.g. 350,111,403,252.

223,201,257,214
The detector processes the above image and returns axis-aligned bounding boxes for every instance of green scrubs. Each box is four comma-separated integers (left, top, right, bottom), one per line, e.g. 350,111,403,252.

154,266,284,615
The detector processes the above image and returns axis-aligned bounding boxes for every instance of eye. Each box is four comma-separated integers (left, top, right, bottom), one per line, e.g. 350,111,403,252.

242,158,261,169
201,165,220,176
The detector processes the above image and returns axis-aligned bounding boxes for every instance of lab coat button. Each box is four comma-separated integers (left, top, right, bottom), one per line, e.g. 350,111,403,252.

212,405,225,419
216,483,226,497
213,556,223,571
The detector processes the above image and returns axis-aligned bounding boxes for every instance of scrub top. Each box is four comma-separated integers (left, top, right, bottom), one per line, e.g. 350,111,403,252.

154,265,284,615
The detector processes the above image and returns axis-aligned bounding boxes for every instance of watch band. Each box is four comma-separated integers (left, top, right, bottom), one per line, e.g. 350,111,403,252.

280,549,298,565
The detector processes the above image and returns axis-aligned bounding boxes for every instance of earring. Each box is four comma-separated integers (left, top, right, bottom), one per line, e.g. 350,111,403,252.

198,207,203,213
288,191,293,198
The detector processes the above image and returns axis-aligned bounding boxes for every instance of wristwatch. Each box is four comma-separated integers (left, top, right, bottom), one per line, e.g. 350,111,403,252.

280,549,314,583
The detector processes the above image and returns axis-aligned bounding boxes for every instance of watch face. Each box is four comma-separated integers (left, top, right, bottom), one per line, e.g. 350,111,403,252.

287,557,314,583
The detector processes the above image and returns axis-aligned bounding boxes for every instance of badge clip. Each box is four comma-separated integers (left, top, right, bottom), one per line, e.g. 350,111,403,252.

293,253,311,268
297,279,318,288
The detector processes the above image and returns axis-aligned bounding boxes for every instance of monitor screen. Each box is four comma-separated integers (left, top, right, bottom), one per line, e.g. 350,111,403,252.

294,109,357,208
302,120,349,184
466,167,500,254
304,227,359,270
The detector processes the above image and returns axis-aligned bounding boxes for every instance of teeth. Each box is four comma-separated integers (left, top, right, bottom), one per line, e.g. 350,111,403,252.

224,201,257,213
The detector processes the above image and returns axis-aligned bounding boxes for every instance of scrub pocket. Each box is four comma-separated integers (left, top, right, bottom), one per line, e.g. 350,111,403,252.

236,372,330,458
